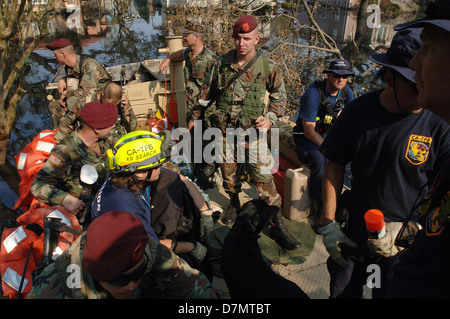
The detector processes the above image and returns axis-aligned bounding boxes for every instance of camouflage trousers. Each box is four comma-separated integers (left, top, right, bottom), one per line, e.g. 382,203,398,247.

58,111,78,137
48,100,67,130
47,100,77,140
218,130,282,207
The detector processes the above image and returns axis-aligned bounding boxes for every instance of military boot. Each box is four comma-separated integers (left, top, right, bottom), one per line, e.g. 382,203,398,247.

270,208,302,250
220,193,240,225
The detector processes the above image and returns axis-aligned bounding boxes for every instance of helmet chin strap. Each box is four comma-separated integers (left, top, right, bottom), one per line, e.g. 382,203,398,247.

131,169,154,186
131,174,142,184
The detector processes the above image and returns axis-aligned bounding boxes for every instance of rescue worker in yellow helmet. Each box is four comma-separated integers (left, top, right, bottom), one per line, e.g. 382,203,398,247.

91,130,216,278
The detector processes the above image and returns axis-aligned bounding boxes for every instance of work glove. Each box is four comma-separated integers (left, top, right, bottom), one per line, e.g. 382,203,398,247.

190,242,208,263
199,209,214,239
367,221,420,257
317,221,358,268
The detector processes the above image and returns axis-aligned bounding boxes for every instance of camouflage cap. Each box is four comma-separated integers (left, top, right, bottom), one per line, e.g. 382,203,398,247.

180,21,206,34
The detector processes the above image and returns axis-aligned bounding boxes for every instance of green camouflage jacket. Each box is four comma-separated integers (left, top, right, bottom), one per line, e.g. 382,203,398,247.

182,46,217,123
65,55,111,113
108,108,138,144
59,55,111,135
28,233,216,299
201,49,286,131
58,89,137,138
31,130,116,206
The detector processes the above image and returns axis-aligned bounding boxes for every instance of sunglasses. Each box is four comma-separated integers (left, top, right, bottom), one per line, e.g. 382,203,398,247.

106,253,148,287
330,72,350,79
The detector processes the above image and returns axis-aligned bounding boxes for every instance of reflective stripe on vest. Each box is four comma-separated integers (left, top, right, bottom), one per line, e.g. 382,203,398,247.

13,129,58,211
0,206,82,298
0,226,40,298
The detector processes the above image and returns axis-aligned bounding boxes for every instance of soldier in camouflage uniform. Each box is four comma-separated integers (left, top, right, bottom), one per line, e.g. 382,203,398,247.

28,210,216,299
58,83,137,145
31,101,118,226
46,38,111,139
159,21,217,128
98,83,137,145
199,15,301,250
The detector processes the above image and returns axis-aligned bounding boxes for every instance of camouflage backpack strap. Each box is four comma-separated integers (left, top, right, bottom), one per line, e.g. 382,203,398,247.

208,51,261,110
205,51,261,131
67,235,85,299
54,234,87,299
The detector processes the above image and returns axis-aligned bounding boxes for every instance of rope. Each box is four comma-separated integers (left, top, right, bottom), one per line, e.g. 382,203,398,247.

162,47,169,119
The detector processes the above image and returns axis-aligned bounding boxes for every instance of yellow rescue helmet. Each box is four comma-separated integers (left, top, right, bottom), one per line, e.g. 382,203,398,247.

107,130,172,173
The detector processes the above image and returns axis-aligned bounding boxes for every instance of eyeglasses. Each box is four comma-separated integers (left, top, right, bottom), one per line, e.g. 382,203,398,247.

330,73,350,79
106,253,148,287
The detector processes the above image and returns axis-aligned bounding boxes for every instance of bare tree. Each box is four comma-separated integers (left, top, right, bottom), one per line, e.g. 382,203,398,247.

166,0,342,115
0,0,55,165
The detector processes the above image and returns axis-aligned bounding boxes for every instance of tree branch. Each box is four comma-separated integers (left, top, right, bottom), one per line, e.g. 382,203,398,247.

281,41,342,54
300,0,342,58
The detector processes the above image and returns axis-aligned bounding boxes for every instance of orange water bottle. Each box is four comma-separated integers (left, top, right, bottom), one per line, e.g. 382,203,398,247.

364,209,386,239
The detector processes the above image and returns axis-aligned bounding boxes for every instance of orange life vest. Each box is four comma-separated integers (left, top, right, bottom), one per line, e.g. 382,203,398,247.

0,225,41,298
0,205,81,299
13,129,58,211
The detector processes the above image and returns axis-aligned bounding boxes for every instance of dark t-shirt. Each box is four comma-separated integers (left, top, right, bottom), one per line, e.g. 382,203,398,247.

388,160,450,298
321,89,450,243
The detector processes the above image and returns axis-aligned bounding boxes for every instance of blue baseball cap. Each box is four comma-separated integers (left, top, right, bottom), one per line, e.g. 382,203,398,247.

395,0,450,32
322,59,355,76
369,27,422,83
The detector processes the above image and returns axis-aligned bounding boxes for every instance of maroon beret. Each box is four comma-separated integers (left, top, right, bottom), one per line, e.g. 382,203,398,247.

232,15,258,38
47,38,72,50
82,210,149,282
79,101,118,129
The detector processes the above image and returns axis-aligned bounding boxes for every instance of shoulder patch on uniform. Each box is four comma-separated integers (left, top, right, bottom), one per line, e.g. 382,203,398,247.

48,154,62,166
160,246,172,261
425,206,445,236
405,134,432,165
